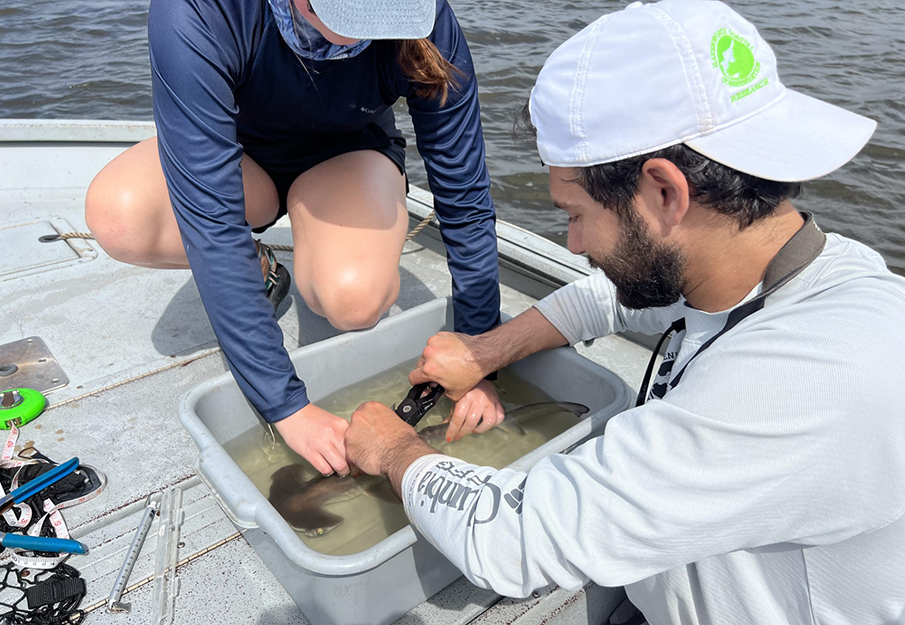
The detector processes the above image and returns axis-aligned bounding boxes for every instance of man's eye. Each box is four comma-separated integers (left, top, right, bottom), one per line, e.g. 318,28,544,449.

567,215,578,225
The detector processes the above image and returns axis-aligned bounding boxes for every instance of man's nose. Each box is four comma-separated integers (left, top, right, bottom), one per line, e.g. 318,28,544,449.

567,227,584,255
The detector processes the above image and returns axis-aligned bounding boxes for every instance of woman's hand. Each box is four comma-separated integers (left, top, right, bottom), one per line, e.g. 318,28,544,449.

444,379,505,442
274,404,351,476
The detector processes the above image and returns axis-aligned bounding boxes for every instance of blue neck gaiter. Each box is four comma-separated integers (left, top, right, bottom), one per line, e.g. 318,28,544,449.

267,0,372,61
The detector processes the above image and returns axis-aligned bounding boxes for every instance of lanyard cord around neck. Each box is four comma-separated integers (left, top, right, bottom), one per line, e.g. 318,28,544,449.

635,212,826,407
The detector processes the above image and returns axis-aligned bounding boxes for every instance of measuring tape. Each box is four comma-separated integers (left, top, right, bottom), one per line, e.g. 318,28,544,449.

0,426,107,569
1,425,38,530
0,389,46,429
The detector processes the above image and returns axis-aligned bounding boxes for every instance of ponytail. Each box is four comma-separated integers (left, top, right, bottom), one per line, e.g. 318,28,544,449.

397,39,463,106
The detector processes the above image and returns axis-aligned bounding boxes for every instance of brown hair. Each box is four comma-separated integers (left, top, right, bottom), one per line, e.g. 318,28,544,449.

397,39,463,106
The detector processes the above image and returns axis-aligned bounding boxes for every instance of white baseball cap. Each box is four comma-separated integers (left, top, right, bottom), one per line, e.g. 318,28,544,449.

529,0,876,181
309,0,437,40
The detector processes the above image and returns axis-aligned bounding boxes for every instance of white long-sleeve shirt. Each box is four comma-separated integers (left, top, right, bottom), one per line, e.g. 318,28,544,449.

401,233,905,625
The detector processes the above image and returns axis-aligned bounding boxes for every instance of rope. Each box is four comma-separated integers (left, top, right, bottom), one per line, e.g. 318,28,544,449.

43,351,219,413
55,232,94,242
44,210,435,252
405,211,435,241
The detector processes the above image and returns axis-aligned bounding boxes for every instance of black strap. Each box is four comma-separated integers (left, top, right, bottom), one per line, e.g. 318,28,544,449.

636,212,826,407
635,318,686,407
25,577,86,609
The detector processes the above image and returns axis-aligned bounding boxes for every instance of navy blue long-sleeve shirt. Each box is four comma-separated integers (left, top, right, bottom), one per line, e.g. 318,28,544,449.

148,0,500,422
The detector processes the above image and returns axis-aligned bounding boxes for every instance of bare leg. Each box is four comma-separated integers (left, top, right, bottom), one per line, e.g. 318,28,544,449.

85,137,280,268
286,150,408,331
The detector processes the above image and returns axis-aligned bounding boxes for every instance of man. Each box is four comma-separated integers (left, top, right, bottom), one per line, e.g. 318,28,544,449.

344,1,905,623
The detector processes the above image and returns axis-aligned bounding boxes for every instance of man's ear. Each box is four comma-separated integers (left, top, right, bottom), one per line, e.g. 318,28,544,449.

638,158,690,230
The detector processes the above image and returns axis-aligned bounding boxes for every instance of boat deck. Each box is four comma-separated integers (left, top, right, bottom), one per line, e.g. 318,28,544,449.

0,120,650,624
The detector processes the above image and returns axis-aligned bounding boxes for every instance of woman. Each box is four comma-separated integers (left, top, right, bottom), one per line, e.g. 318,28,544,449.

85,0,504,475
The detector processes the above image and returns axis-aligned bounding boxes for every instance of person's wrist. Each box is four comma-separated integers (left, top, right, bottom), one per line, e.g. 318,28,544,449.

471,334,496,380
273,402,311,428
383,435,436,492
272,413,294,433
472,334,500,380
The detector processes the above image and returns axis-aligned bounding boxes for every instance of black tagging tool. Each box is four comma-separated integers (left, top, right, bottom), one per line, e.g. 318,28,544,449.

394,382,444,427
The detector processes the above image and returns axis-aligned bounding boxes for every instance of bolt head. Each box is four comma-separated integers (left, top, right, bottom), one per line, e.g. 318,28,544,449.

0,390,23,409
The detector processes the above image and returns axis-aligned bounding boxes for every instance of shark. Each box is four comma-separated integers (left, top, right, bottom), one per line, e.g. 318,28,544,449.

268,401,590,537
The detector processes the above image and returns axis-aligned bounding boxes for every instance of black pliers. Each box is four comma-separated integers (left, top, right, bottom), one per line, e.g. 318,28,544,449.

394,382,445,427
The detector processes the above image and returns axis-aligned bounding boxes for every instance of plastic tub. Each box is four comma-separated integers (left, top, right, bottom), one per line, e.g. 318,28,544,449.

178,297,632,625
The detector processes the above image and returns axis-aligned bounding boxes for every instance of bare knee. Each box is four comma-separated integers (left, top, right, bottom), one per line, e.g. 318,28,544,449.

85,178,130,259
84,138,189,267
85,181,154,265
312,268,399,331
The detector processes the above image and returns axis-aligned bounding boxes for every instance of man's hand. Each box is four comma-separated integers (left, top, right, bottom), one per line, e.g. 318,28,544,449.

274,404,351,476
409,309,569,402
346,402,437,492
409,332,489,401
445,379,505,442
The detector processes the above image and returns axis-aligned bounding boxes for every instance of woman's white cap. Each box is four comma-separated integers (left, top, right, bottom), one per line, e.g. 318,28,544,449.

529,0,876,181
309,0,436,40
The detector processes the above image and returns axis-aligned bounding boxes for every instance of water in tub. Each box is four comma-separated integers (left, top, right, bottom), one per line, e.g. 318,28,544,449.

223,361,586,556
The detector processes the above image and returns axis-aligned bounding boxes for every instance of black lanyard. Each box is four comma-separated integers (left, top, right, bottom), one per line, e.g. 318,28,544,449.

635,212,826,407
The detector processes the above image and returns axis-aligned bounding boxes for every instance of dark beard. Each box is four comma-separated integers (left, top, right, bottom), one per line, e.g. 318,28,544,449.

588,211,686,309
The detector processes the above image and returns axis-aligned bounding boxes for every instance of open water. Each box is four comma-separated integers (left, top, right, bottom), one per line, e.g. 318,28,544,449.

1,0,902,274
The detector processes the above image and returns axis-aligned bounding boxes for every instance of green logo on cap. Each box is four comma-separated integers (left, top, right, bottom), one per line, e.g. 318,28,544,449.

710,28,761,88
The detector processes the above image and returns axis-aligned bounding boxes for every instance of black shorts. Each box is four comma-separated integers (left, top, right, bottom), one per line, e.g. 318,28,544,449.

249,123,408,233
